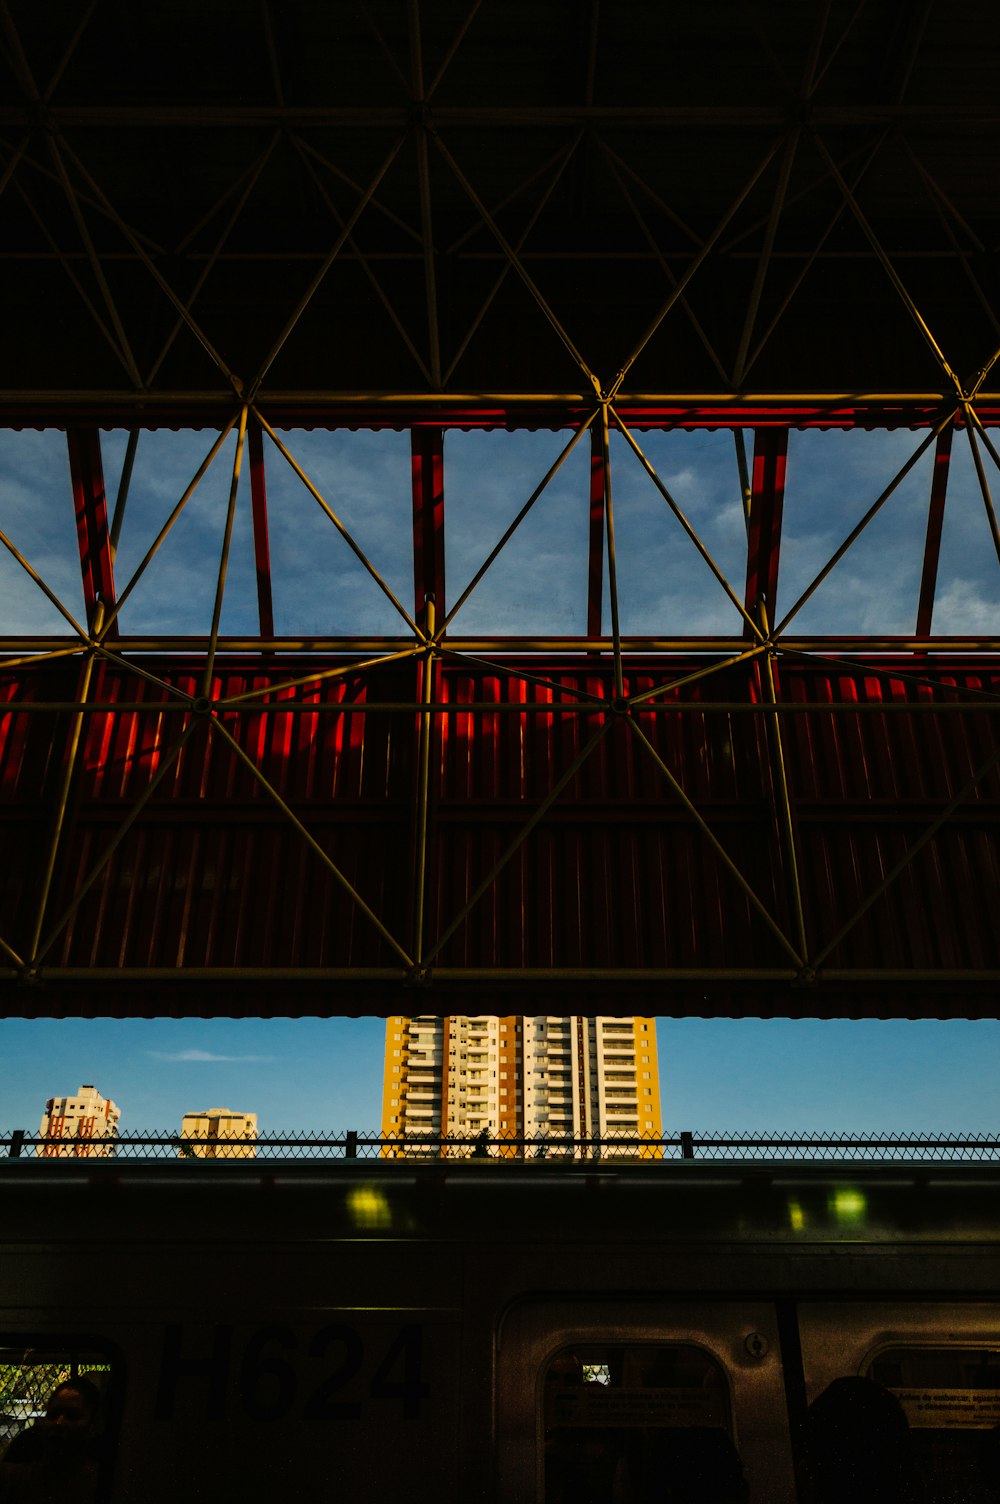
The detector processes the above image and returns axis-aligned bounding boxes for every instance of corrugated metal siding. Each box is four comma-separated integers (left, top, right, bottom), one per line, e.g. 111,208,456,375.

2,655,999,1005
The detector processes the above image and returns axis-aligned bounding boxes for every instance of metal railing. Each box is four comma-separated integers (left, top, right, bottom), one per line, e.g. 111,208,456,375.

4,1129,1000,1163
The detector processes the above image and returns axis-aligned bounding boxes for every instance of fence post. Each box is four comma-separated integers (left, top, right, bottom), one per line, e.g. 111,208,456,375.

8,1130,25,1159
681,1131,695,1161
345,1131,358,1160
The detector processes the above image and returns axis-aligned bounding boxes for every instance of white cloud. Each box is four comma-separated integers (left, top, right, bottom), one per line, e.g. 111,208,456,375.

147,1048,274,1063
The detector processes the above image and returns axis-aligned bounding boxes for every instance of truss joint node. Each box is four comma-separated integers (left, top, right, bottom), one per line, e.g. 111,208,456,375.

610,696,629,717
193,695,213,717
792,966,818,988
405,965,431,988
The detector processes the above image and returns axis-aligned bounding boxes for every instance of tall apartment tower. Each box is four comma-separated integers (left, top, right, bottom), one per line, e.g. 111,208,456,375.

381,1016,661,1156
37,1084,120,1157
179,1108,258,1158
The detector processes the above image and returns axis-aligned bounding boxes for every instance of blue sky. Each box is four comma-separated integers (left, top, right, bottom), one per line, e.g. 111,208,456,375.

2,1016,1000,1138
3,420,999,640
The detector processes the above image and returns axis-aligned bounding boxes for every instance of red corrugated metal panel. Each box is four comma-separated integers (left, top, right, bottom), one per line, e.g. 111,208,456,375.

2,654,999,1010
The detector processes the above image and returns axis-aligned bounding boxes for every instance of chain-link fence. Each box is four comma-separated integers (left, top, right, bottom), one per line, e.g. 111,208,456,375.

0,1351,110,1457
5,1128,1000,1163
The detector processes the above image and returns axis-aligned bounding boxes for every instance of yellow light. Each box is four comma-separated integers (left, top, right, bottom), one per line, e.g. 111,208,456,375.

347,1186,392,1229
830,1188,867,1222
787,1197,806,1232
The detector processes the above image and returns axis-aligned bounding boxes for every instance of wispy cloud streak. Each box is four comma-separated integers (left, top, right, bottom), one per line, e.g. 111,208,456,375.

147,1049,275,1063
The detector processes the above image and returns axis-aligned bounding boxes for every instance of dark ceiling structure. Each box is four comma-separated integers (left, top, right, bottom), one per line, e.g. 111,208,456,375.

2,0,1000,1018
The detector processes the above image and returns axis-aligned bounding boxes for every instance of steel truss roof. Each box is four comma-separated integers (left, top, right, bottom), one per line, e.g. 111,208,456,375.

2,2,1000,1018
1,0,1000,410
2,410,999,1018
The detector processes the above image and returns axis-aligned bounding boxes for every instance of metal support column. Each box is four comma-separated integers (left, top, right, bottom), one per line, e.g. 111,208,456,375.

67,426,116,635
744,428,788,634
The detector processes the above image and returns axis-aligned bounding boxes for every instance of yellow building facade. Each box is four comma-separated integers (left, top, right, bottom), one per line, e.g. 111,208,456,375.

179,1108,258,1159
382,1016,662,1157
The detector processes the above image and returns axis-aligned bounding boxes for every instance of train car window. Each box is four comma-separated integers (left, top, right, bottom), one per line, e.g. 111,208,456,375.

0,1344,115,1500
866,1346,1000,1502
543,1344,748,1503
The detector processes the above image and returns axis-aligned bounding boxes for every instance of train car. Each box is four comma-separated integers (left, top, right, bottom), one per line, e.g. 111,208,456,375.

2,1156,1000,1501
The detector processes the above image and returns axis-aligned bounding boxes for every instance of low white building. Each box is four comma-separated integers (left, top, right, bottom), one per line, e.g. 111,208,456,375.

180,1108,257,1158
37,1084,120,1157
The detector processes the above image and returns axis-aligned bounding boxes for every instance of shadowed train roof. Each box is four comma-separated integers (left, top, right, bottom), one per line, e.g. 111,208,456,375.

1,0,1000,415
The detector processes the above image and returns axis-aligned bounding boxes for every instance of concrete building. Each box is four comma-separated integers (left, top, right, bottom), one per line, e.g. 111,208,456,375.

179,1108,258,1159
37,1085,120,1158
382,1016,661,1157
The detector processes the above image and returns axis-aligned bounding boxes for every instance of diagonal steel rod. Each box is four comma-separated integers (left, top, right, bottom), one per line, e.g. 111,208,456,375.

102,416,240,634
34,716,200,965
966,404,1000,475
41,1,96,101
426,0,482,100
201,406,249,698
732,128,799,388
90,641,194,707
0,932,25,970
254,409,423,637
799,0,832,98
773,637,1000,708
734,429,752,533
219,646,424,708
28,610,103,959
108,427,139,563
758,602,808,960
808,0,867,96
210,714,414,967
48,134,145,390
444,133,583,386
13,177,128,373
293,133,423,246
601,403,624,697
813,133,963,395
969,342,1000,400
0,528,89,640
432,641,607,707
250,131,408,395
0,645,88,672
900,133,1000,340
965,416,1000,566
626,640,772,709
743,131,887,378
610,406,764,639
813,737,1000,969
0,131,29,199
597,137,729,386
442,409,599,632
774,414,954,636
609,137,783,399
290,133,432,386
409,0,442,388
147,132,281,387
627,716,804,966
423,720,612,966
432,131,602,396
57,135,241,390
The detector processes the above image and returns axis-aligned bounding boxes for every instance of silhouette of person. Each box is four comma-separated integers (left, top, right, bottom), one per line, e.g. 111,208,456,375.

0,1377,101,1503
802,1376,922,1503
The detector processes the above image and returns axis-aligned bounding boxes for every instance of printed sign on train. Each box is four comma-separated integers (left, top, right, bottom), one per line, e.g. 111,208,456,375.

894,1388,1000,1430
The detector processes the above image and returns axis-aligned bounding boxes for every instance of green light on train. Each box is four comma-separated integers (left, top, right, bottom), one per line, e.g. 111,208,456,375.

347,1186,392,1229
787,1198,806,1232
830,1188,867,1222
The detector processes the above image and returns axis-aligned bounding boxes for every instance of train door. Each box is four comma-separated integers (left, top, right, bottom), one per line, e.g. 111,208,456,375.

495,1300,796,1502
797,1302,1000,1502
